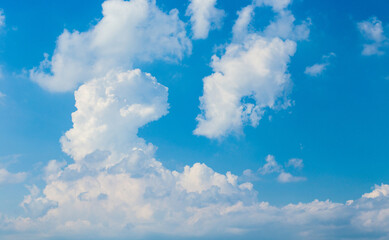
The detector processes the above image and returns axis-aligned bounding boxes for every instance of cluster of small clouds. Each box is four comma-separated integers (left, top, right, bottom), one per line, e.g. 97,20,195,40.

358,17,388,56
243,155,306,183
0,0,389,239
194,0,311,138
304,52,336,77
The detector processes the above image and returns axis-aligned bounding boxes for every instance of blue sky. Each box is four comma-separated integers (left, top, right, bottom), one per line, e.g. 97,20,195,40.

0,0,389,239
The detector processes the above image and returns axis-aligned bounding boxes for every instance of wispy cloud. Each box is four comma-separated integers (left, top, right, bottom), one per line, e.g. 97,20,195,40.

0,168,26,184
305,52,335,76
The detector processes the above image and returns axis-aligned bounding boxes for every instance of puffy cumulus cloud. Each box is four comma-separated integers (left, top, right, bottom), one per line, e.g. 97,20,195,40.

3,70,258,238
30,0,191,92
358,17,388,56
60,69,169,162
305,52,335,77
0,168,26,184
194,0,310,139
186,0,224,39
2,67,389,240
363,184,389,199
194,35,296,138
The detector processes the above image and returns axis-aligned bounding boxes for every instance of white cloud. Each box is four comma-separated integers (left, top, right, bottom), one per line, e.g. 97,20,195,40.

232,4,310,42
194,35,295,138
286,158,304,169
255,155,306,183
195,1,310,139
358,17,386,43
30,0,191,92
262,10,311,41
0,168,26,184
0,91,5,98
304,63,328,76
5,69,257,238
60,69,169,162
186,0,224,39
4,1,389,239
259,155,281,175
305,52,335,76
363,184,389,199
232,5,254,42
254,0,291,12
277,171,306,183
358,17,387,56
0,9,5,28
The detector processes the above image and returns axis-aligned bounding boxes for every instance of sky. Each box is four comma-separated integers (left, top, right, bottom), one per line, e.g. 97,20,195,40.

0,0,388,239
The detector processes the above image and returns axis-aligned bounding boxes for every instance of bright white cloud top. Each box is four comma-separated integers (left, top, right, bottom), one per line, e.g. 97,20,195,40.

186,0,224,39
30,0,191,92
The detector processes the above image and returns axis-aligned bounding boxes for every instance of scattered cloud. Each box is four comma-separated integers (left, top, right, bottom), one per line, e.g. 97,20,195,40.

286,158,304,169
1,1,388,239
186,0,224,39
259,155,282,175
305,52,335,76
194,0,310,139
0,168,26,184
0,65,384,237
277,171,306,183
232,5,255,42
0,9,5,28
358,17,388,56
194,35,295,138
256,155,306,183
30,0,191,92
